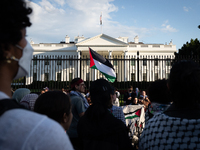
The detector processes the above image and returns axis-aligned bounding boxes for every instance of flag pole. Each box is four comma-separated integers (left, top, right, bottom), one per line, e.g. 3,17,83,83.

100,12,102,34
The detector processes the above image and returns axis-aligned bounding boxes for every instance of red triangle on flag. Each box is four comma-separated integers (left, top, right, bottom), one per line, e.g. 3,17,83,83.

89,48,95,68
135,109,141,117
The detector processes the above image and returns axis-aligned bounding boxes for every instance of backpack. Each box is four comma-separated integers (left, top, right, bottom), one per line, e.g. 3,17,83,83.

0,99,26,116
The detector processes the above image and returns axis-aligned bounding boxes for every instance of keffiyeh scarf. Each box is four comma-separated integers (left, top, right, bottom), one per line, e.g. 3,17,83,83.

70,91,89,109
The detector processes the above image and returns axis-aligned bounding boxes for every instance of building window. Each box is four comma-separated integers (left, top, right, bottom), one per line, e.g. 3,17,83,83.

113,59,118,66
45,57,49,65
154,59,158,66
69,60,73,66
166,59,171,66
33,60,37,65
57,73,61,81
33,56,37,65
86,60,90,66
143,73,147,81
86,73,90,81
154,73,158,80
166,73,170,79
69,73,73,81
33,73,37,81
44,73,49,81
57,59,61,65
143,59,147,66
131,59,135,66
57,60,61,65
131,73,135,81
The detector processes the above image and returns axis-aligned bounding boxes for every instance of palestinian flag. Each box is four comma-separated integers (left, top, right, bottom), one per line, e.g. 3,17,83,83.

89,47,116,82
124,108,141,119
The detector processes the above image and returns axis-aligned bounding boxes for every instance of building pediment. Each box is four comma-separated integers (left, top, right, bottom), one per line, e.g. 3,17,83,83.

76,34,128,47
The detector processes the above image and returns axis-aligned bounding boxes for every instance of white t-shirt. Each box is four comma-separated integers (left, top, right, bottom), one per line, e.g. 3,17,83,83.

113,98,120,107
0,91,9,99
0,91,73,150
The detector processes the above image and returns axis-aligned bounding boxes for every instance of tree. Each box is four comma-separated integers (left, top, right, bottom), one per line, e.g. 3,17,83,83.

175,38,200,57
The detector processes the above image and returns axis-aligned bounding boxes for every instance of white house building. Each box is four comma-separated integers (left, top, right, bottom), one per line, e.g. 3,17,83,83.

29,34,177,84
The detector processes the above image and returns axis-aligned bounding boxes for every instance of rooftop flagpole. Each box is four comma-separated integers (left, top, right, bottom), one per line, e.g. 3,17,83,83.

100,12,102,34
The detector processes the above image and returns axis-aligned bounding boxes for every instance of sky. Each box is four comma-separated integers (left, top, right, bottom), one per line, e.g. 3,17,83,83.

27,0,200,51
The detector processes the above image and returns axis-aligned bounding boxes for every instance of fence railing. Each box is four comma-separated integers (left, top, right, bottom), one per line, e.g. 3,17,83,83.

12,54,199,94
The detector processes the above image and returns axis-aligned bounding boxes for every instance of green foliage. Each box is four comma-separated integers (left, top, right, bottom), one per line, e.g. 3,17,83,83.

175,38,200,56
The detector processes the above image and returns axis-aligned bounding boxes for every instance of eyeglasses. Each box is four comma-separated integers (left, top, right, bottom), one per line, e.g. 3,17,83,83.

79,84,85,87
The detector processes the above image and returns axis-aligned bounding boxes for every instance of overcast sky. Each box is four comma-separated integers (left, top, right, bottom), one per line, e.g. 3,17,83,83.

27,0,200,50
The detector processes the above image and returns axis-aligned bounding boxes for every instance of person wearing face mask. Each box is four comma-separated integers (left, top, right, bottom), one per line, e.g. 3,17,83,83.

0,0,73,149
123,85,136,105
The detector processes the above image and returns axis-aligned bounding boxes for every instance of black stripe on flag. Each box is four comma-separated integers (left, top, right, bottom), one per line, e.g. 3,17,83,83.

89,48,114,70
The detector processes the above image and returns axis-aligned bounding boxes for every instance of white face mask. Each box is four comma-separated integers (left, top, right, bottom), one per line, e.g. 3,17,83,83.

12,41,34,80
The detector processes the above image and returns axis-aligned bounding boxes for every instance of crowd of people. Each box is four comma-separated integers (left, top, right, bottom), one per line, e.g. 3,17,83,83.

123,85,150,107
1,0,200,149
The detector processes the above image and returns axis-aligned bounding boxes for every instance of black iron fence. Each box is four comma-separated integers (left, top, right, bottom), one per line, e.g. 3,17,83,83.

11,54,200,96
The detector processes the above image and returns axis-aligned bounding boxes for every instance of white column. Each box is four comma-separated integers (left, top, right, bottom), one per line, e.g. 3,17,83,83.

160,56,163,79
26,58,31,85
61,55,64,81
147,56,149,82
135,55,138,82
94,69,96,80
124,51,127,81
141,59,143,82
152,55,155,81
141,55,144,82
50,55,53,80
149,56,151,81
51,55,54,81
39,55,41,81
109,50,112,59
77,51,81,77
42,55,44,81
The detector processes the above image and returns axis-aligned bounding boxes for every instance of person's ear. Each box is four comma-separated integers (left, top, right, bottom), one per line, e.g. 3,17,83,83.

4,50,13,58
63,113,68,123
167,83,170,90
75,84,78,90
110,94,113,99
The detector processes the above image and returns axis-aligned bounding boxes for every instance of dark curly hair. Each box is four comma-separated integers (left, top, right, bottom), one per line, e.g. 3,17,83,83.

0,0,32,61
169,60,200,108
147,79,170,104
34,91,71,123
85,79,112,122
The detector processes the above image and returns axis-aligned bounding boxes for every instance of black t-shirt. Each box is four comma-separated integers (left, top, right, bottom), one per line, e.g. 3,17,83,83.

77,109,133,150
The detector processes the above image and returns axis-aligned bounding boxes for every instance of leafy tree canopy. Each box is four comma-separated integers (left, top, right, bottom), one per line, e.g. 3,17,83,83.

175,38,200,56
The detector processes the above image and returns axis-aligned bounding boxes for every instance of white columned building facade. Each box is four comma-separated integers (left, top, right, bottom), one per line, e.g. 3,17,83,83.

29,34,177,84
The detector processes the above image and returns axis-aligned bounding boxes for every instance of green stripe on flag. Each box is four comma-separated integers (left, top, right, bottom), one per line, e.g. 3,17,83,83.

101,72,116,82
91,65,116,82
125,115,139,119
91,65,97,69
